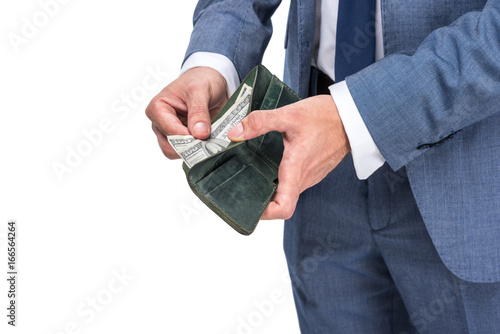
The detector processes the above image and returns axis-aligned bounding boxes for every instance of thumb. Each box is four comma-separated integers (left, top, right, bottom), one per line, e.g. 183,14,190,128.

228,109,285,142
261,152,302,220
185,86,212,139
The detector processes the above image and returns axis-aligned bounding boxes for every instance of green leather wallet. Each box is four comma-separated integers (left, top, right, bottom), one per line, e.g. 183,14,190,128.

182,65,300,235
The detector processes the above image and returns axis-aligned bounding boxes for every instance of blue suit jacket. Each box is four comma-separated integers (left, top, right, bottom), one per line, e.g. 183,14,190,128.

185,0,500,283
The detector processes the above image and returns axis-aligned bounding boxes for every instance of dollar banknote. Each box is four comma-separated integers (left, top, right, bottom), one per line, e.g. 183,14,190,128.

166,135,196,150
167,84,252,167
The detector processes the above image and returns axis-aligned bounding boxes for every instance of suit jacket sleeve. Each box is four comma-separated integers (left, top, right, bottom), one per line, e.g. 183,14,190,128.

346,0,500,171
184,0,282,80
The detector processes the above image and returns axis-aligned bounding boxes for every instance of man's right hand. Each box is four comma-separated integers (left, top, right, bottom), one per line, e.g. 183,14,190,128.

145,67,228,159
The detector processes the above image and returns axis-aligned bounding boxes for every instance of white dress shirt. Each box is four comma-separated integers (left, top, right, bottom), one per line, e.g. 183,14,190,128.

181,0,386,179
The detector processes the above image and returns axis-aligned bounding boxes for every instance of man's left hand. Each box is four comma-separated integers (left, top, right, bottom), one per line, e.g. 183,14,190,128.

227,95,351,220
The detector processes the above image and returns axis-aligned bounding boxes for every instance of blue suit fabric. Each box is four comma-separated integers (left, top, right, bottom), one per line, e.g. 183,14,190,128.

184,0,500,331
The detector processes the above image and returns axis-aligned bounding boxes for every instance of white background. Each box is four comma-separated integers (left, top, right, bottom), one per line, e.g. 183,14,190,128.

0,0,301,333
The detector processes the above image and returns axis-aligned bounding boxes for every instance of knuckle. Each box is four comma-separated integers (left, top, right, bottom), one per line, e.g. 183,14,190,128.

152,123,166,137
185,83,197,96
161,146,179,160
152,99,165,111
145,104,154,119
186,81,207,97
282,206,295,220
245,112,264,130
284,201,297,219
279,191,298,219
165,152,180,160
146,99,161,118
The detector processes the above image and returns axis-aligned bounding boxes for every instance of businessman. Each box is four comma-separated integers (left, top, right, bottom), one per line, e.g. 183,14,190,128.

146,0,500,332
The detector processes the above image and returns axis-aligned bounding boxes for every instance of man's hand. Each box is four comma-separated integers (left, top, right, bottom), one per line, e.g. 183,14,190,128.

228,95,351,220
145,67,228,159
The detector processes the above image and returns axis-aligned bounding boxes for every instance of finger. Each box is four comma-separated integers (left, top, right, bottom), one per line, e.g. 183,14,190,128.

261,150,303,220
184,82,213,139
227,109,288,142
146,98,190,137
152,123,180,160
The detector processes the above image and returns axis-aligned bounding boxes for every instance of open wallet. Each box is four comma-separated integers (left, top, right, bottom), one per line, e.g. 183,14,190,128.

180,65,300,235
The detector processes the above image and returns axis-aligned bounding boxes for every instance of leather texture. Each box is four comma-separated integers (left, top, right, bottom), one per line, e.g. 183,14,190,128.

183,65,300,235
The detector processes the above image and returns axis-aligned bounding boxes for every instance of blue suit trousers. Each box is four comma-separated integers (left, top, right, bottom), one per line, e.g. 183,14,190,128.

284,155,500,333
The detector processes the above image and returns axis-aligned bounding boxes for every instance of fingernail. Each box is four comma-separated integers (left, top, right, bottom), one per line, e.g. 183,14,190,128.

193,122,209,137
228,123,243,140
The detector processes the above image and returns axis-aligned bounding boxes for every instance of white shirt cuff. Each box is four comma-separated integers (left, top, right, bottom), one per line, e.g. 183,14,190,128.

181,52,240,97
329,81,385,179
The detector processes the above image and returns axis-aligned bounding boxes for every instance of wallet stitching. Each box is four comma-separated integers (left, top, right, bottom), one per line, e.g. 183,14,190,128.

281,82,301,100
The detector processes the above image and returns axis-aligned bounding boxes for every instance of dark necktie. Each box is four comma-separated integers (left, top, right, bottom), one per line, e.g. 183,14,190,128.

334,0,376,82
